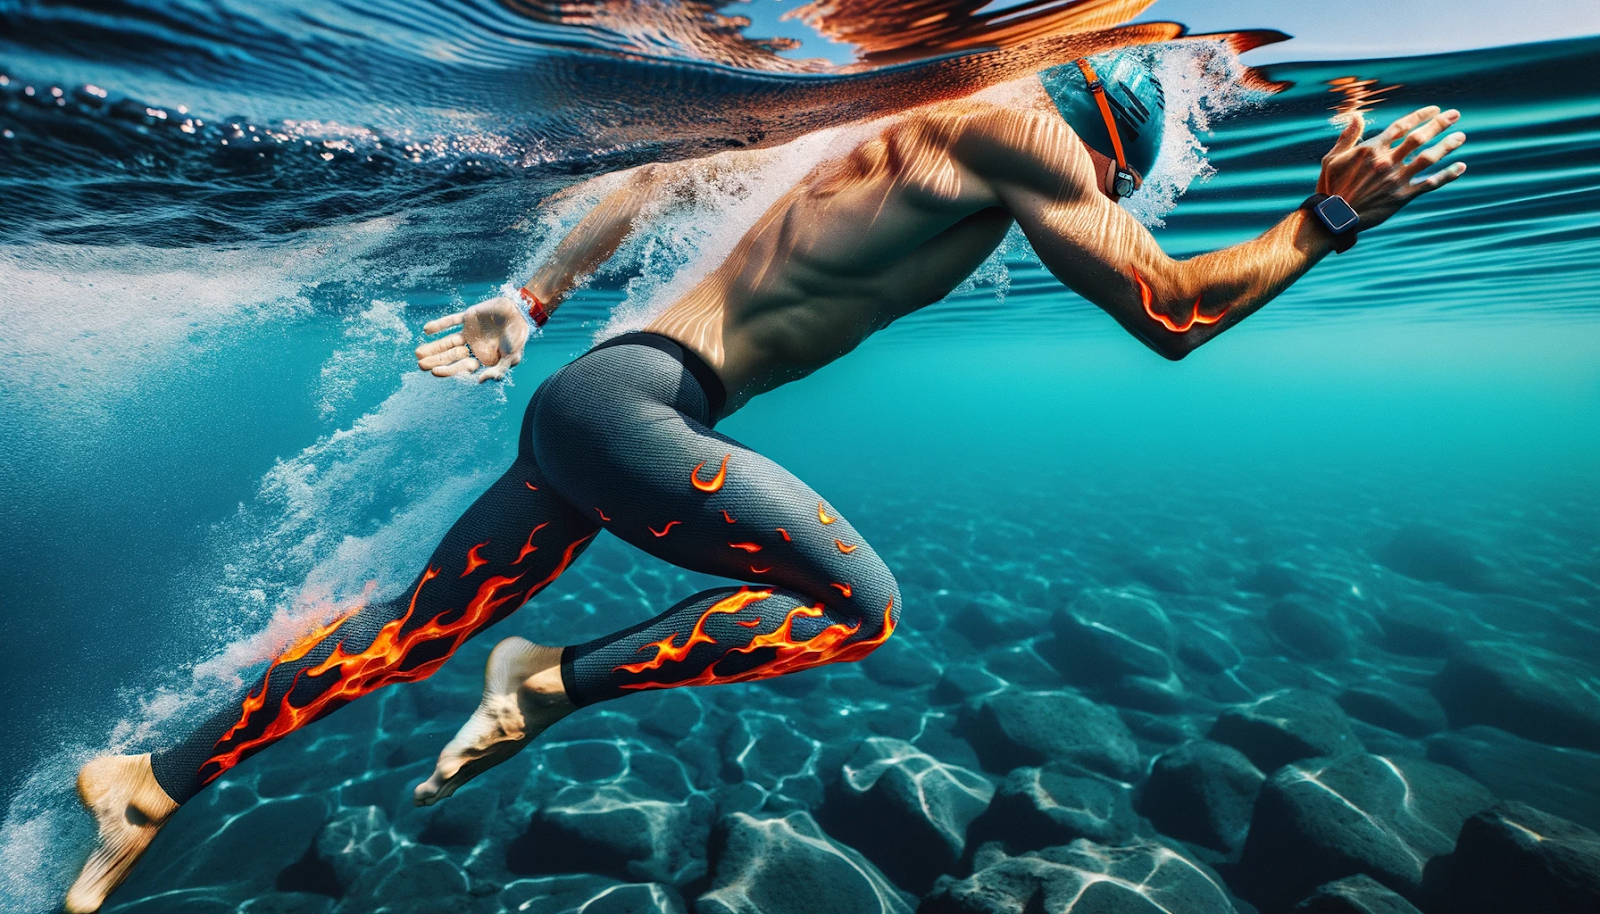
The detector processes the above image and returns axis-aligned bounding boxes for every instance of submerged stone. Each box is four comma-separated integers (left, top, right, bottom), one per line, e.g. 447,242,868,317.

1432,640,1600,751
1237,753,1495,910
1426,724,1600,832
968,763,1138,853
1291,874,1424,914
510,781,712,887
1137,740,1264,855
696,811,914,914
818,737,994,894
1267,595,1354,659
922,839,1239,914
1048,587,1176,683
1375,525,1498,592
1425,801,1600,914
1337,684,1448,738
960,689,1140,779
500,874,686,914
1208,689,1361,773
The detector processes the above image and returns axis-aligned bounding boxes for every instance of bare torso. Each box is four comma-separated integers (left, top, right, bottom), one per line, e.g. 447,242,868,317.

644,113,1016,413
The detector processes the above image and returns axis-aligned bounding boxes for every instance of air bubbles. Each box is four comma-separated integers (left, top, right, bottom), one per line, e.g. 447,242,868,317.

83,84,107,99
2,129,13,140
49,87,63,98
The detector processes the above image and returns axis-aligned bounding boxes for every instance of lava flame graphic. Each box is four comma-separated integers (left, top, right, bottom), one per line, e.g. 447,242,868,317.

691,454,730,492
1132,267,1227,333
613,587,896,691
199,532,595,784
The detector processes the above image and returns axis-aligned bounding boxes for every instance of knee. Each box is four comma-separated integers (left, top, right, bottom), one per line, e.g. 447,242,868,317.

845,565,900,650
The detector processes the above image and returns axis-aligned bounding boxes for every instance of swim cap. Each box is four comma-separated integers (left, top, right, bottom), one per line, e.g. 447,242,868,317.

1039,53,1165,193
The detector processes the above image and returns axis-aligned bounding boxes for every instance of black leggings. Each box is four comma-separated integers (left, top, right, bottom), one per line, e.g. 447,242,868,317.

151,333,900,803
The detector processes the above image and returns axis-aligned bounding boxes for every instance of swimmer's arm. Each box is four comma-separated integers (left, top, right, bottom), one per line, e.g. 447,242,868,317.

966,107,1466,360
519,163,676,320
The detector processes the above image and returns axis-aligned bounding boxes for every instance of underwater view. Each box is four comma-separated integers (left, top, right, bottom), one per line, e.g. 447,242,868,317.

2,1,1599,912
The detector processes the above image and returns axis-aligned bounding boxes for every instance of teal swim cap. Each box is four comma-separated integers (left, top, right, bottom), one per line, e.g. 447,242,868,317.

1039,53,1165,197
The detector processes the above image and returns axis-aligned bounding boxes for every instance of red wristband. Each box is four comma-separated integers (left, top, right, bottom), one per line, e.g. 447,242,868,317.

519,287,549,327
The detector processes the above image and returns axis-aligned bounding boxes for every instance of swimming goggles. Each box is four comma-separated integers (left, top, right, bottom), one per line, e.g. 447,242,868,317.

1074,58,1141,200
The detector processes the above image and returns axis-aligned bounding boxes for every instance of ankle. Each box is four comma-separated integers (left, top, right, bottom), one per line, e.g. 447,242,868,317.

519,646,572,706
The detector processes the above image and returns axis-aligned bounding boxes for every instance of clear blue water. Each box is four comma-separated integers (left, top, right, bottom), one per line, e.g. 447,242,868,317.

2,3,1598,913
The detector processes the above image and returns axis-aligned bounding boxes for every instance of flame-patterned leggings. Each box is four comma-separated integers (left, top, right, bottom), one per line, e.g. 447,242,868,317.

150,332,900,804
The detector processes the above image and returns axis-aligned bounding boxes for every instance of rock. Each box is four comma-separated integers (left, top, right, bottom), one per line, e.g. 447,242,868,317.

1174,619,1242,675
1425,801,1600,914
1375,525,1497,592
1267,596,1353,659
1137,740,1264,855
695,811,914,914
922,839,1239,914
1426,725,1600,832
960,689,1140,779
1240,563,1302,598
932,664,1005,705
1237,753,1496,910
863,636,944,689
1048,587,1176,683
510,780,712,886
1291,874,1424,914
1373,596,1460,657
410,784,497,847
949,594,1042,649
1432,640,1600,751
113,794,328,902
338,843,481,914
818,738,994,894
719,713,824,810
1209,689,1361,773
1337,685,1448,738
311,805,394,894
237,893,335,914
499,874,686,914
968,763,1138,853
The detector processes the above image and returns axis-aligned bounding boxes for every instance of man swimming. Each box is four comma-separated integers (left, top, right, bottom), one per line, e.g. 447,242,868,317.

67,53,1467,911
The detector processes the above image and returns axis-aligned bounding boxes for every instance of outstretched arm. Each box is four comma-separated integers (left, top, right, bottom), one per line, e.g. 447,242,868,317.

414,163,681,380
967,105,1467,359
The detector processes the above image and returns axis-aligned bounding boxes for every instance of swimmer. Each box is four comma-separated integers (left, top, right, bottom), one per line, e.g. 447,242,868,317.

66,53,1467,911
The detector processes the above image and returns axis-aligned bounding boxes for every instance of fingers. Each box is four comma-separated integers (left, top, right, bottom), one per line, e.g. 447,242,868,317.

1395,109,1460,158
1412,161,1468,194
418,344,472,370
1377,105,1441,147
1331,114,1365,155
430,356,480,378
1402,130,1467,180
422,311,466,335
475,362,510,383
415,332,465,361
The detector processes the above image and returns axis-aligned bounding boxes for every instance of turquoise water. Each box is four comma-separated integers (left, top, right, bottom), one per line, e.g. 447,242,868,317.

2,3,1598,912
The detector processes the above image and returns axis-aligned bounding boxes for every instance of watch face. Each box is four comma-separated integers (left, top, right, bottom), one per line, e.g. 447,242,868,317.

1316,195,1360,233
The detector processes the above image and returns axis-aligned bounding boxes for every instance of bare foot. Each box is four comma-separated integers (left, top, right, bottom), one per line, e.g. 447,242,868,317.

413,636,573,806
65,754,179,913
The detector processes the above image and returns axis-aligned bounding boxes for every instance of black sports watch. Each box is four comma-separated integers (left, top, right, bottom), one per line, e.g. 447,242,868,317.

1303,193,1360,253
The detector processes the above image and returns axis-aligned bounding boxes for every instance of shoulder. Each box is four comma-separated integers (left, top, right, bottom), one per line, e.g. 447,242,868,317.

905,102,1096,198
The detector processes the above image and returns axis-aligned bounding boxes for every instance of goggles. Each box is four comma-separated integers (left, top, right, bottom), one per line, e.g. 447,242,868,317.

1074,58,1142,200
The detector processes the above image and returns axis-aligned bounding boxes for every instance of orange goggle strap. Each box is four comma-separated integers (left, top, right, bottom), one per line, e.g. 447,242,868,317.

1074,58,1137,190
519,287,549,327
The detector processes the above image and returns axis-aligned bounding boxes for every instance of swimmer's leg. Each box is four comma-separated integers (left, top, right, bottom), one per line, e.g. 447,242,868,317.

419,340,899,798
66,452,598,912
539,340,902,703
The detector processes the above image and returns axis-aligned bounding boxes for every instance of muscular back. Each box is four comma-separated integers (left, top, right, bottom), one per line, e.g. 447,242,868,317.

646,105,1090,411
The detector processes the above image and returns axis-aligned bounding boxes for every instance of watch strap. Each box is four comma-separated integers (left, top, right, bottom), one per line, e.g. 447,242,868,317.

1303,193,1358,254
519,287,550,326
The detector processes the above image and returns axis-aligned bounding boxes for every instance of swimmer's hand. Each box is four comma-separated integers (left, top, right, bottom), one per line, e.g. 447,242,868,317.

1318,105,1468,232
415,296,530,383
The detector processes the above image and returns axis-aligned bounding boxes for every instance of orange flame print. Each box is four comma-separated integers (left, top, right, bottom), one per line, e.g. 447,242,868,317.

524,481,539,491
650,520,682,537
514,523,548,565
613,588,773,674
830,582,853,598
729,542,763,553
200,532,595,784
691,454,730,493
722,510,737,524
1132,267,1226,333
616,591,897,691
818,502,836,524
835,540,858,555
776,527,791,542
750,565,772,574
461,541,490,577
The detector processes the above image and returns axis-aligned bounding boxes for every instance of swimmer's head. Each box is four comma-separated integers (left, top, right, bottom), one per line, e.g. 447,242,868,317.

1039,53,1165,201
